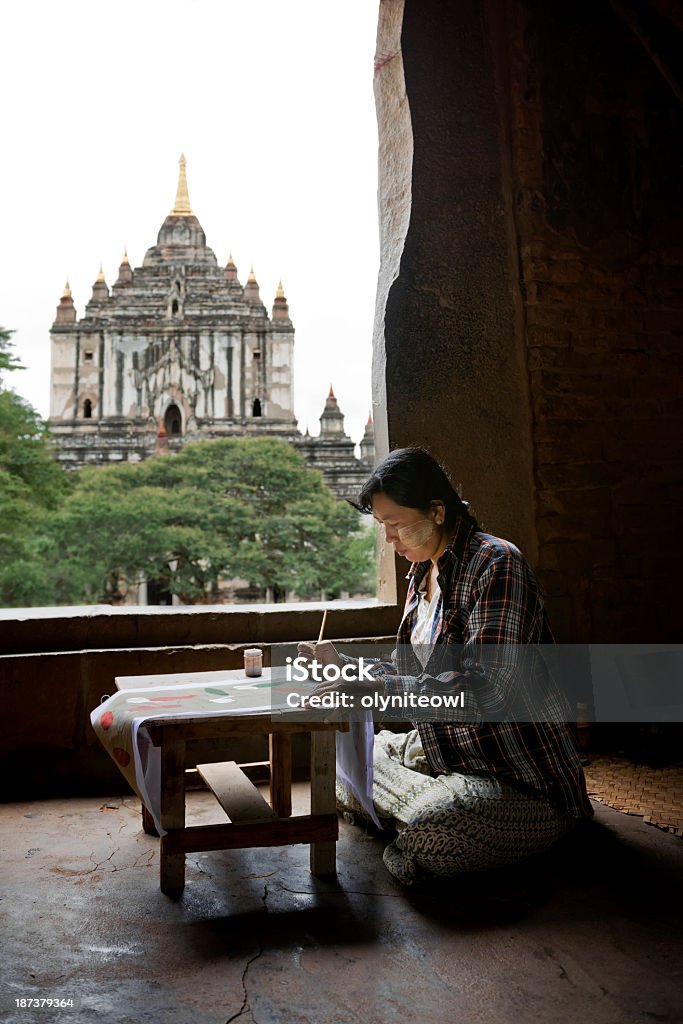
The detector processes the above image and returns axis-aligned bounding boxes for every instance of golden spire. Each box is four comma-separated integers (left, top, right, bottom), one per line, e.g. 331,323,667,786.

226,252,236,266
171,153,193,216
62,279,72,298
121,249,130,265
276,280,285,299
247,266,257,283
96,264,105,283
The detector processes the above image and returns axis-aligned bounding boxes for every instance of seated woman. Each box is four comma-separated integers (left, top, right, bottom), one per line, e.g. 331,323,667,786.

299,446,593,885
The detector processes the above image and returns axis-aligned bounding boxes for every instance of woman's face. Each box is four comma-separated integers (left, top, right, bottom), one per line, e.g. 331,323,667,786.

372,492,444,562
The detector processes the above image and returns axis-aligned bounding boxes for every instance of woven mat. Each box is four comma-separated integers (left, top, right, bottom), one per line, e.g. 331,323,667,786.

583,756,683,837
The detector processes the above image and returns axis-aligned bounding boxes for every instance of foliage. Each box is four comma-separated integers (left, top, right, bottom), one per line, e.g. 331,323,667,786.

0,323,374,607
0,389,68,509
0,326,24,380
0,469,59,607
0,328,70,606
31,437,375,606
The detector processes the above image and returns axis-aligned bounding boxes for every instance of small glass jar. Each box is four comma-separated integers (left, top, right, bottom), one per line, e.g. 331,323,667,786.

244,647,263,677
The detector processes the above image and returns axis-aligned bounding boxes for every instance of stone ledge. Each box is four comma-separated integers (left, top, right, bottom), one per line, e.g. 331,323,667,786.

0,600,402,656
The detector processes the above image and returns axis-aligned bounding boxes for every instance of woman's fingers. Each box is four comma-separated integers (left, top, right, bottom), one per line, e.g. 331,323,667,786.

297,641,316,657
314,640,343,667
296,639,343,670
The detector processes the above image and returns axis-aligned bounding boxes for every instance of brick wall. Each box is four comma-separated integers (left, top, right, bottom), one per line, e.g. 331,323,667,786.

506,0,683,640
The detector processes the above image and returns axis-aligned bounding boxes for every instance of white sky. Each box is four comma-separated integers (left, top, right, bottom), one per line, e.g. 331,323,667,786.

0,0,380,446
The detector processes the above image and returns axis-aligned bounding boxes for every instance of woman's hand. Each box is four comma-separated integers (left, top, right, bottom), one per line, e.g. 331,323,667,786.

296,639,344,672
295,640,346,719
296,639,385,720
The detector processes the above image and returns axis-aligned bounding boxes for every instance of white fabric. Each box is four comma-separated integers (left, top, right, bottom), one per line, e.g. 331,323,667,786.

411,576,441,667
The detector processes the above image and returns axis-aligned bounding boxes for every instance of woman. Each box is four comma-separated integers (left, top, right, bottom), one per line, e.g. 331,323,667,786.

299,446,593,885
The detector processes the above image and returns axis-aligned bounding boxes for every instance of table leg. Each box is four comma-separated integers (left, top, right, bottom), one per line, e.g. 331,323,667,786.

159,739,186,896
310,729,337,876
269,733,292,817
142,803,159,836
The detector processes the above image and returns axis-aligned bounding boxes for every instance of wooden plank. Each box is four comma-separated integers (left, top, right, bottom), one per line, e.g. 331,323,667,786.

146,715,343,744
269,733,292,818
197,760,276,823
142,803,159,837
310,729,337,876
159,739,186,895
162,814,338,855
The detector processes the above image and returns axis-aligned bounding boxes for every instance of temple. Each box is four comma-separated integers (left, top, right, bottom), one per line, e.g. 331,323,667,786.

49,156,374,497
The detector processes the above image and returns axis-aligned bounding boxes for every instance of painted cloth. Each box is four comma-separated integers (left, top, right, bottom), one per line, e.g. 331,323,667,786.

337,729,572,885
335,713,381,828
90,679,273,834
91,676,382,836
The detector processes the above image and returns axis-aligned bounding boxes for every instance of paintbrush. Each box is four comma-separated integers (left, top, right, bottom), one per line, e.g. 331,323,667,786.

317,609,328,644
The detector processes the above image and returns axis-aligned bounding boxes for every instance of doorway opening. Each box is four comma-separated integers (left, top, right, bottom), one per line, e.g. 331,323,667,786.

164,404,182,435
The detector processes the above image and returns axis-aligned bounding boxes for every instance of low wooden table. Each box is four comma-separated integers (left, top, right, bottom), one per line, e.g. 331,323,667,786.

112,669,341,896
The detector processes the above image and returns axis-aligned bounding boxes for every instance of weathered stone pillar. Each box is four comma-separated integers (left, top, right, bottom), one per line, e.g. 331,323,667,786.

372,0,536,604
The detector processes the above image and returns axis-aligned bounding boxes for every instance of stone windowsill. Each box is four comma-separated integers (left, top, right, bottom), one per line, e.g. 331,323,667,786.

0,599,402,656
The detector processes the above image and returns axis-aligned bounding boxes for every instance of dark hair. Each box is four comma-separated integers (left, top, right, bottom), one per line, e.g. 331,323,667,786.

349,446,478,529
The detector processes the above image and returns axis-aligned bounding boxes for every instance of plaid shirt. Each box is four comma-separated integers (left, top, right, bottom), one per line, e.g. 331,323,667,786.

379,517,594,821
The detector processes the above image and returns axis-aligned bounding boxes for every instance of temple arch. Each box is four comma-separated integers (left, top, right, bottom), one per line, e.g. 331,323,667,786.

164,403,182,435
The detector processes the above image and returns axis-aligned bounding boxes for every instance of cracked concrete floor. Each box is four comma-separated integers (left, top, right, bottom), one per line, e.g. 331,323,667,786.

1,784,682,1024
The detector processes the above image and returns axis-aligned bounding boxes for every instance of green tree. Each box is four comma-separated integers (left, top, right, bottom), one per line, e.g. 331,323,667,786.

0,328,70,606
43,437,374,605
0,327,24,379
0,388,68,508
0,327,374,608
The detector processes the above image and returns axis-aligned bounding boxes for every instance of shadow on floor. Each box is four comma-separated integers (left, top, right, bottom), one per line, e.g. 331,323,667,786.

394,813,683,928
2,795,682,1024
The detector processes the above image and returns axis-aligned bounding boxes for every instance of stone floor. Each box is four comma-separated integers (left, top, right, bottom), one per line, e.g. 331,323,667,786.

1,785,682,1024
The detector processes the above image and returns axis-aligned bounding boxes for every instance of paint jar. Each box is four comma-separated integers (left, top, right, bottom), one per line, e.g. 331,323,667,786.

244,647,263,677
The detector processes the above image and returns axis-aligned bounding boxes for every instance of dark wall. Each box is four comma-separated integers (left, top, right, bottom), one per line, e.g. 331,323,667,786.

507,0,683,639
378,0,682,641
383,0,537,559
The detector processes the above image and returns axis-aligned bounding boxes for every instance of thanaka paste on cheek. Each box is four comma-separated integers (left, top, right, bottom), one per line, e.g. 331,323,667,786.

397,518,434,548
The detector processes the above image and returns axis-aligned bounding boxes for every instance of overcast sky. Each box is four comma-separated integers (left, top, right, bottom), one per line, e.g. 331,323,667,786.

1,0,380,446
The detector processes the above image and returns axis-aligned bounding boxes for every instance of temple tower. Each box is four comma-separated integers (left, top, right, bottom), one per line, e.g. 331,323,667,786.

49,155,297,466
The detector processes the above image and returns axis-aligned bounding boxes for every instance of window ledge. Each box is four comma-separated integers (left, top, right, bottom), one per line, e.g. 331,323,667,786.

0,599,402,656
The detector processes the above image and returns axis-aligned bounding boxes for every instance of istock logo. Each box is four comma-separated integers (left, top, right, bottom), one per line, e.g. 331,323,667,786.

284,656,374,683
